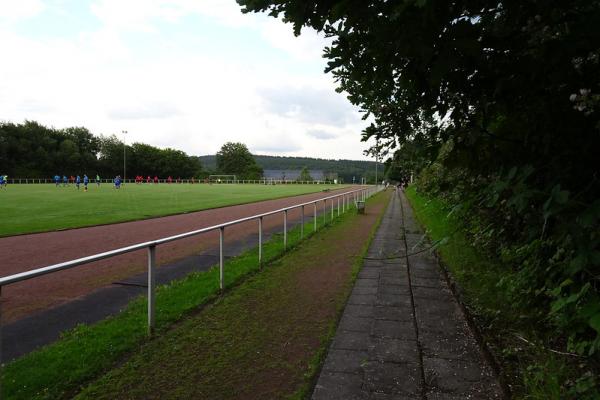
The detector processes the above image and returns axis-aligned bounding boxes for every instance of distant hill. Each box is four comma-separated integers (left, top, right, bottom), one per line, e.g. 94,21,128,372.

198,155,378,183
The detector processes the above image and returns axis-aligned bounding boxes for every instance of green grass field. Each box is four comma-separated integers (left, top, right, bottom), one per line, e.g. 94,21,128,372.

0,183,346,237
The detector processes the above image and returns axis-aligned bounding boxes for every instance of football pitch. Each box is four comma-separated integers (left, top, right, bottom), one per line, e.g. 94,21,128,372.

0,183,347,237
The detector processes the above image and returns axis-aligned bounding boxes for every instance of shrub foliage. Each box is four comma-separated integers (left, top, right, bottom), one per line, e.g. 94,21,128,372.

237,0,600,394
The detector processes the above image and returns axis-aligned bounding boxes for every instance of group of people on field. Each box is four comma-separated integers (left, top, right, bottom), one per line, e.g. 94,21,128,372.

134,175,196,184
53,174,101,191
52,174,126,191
135,175,160,184
50,174,199,189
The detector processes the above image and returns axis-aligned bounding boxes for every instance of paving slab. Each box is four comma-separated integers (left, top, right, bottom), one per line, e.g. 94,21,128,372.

352,286,379,295
373,305,414,322
332,331,371,351
367,337,420,363
322,349,369,374
312,371,367,400
312,191,503,400
363,360,421,396
338,315,373,333
348,293,378,306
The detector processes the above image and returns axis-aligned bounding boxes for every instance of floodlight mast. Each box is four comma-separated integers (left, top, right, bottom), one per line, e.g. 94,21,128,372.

122,130,128,184
375,138,380,186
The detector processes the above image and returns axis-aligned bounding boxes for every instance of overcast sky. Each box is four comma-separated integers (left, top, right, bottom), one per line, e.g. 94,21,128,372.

0,0,374,160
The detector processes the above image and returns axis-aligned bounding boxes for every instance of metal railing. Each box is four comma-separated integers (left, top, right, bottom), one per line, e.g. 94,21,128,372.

4,178,343,185
0,186,383,365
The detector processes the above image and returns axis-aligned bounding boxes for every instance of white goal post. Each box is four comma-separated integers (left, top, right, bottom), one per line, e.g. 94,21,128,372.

208,174,237,183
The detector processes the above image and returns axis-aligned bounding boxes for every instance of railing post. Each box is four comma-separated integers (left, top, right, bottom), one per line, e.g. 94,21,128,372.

219,227,224,290
313,202,317,232
0,285,2,394
147,245,156,335
323,200,327,225
337,197,340,217
331,198,334,220
258,217,263,266
283,210,288,250
301,205,304,238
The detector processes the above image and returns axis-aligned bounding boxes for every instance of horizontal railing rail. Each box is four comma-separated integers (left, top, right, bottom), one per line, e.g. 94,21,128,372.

3,178,347,185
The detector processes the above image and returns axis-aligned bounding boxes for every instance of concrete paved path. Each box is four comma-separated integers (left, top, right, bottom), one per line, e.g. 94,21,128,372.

312,190,503,399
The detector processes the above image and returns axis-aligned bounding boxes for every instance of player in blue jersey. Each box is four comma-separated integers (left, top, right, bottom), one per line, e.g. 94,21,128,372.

75,175,81,190
0,174,4,189
62,175,68,186
114,175,122,189
83,174,89,192
54,175,60,186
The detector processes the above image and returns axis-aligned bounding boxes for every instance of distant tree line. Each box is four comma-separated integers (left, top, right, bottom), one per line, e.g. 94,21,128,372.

0,121,202,178
199,154,377,183
0,120,376,182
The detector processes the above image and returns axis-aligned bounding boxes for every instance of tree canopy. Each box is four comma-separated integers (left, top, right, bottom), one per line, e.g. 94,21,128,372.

0,121,202,178
215,142,263,180
297,166,314,181
237,0,600,393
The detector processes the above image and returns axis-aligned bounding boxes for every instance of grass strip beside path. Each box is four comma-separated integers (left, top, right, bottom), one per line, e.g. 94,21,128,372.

404,186,595,399
74,191,391,400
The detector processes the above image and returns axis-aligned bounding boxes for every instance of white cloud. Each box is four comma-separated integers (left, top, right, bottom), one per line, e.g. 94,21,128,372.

89,0,252,32
259,85,359,126
259,19,330,61
307,129,339,140
0,0,45,21
0,1,373,160
90,0,184,32
108,101,182,120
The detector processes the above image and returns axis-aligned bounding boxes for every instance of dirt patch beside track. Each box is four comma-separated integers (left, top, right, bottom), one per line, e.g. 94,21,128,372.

0,187,364,323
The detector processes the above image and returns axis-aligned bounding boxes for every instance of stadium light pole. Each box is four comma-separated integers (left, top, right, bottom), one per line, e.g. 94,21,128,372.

375,138,379,186
122,130,128,184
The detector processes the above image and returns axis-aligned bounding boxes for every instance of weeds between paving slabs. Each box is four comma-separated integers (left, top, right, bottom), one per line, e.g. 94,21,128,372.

2,191,388,400
72,191,389,399
404,186,599,399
